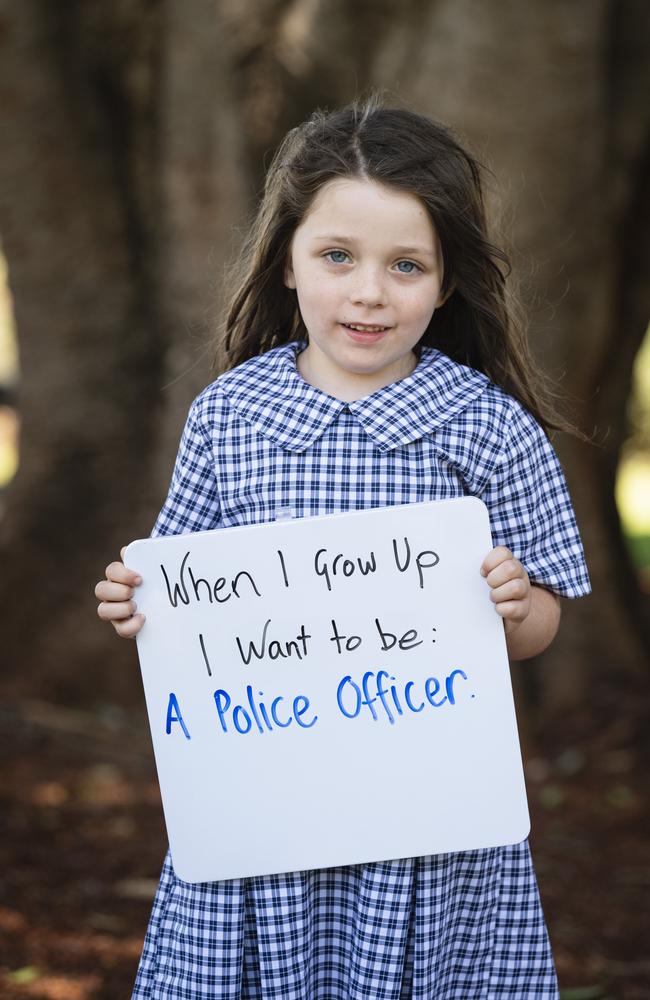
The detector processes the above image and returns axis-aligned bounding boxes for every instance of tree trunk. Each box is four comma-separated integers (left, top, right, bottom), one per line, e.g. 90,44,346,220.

0,2,244,703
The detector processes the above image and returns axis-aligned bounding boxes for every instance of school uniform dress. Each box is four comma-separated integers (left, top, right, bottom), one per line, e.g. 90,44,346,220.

132,341,591,1000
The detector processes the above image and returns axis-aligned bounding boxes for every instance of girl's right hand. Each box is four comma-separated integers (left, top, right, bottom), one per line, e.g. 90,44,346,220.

95,547,145,638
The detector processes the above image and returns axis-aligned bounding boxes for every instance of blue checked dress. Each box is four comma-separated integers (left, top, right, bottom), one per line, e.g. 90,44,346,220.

132,341,591,1000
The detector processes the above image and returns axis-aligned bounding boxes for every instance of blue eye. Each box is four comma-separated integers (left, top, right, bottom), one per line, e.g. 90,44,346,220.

325,250,350,264
395,260,421,274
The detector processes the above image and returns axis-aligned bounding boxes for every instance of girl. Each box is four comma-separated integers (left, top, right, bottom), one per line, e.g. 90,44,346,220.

96,96,591,999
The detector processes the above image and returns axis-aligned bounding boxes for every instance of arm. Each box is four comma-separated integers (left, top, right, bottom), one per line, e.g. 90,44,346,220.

479,401,591,602
480,545,561,661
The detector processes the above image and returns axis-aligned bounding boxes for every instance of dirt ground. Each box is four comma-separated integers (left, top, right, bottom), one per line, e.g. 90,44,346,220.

0,683,648,1000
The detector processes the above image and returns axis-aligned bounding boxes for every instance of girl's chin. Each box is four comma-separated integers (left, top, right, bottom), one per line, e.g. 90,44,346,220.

334,352,415,384
302,337,416,383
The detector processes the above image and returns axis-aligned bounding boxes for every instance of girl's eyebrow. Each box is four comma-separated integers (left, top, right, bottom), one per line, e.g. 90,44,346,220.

311,234,436,257
391,245,436,258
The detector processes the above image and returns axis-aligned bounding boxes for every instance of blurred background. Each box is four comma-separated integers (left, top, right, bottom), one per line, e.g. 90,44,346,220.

0,2,648,998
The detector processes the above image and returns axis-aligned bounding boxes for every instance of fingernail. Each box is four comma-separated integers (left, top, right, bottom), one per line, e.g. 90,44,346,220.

134,575,142,585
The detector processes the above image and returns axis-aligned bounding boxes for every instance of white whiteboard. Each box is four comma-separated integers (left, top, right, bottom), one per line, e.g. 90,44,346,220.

125,497,529,883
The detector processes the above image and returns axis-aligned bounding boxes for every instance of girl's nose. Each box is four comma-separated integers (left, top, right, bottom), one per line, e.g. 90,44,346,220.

349,266,387,307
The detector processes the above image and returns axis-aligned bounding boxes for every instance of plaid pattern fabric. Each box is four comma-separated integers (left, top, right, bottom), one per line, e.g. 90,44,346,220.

133,342,590,998
134,845,559,998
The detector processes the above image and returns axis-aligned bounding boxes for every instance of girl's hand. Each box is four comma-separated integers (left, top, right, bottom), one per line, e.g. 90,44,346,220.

95,547,145,638
480,545,531,635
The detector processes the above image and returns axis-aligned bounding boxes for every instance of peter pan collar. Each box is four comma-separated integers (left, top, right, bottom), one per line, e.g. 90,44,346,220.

219,341,489,453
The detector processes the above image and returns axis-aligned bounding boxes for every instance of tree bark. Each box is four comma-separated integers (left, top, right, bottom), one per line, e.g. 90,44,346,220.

0,1,244,702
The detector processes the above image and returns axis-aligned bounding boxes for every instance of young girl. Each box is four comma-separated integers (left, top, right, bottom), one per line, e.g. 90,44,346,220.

96,96,590,999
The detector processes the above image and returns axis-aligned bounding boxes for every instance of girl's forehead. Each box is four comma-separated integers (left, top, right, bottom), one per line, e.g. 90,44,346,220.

298,177,437,244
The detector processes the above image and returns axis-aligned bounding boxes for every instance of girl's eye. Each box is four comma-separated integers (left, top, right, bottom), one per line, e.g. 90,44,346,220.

394,260,421,274
324,250,350,264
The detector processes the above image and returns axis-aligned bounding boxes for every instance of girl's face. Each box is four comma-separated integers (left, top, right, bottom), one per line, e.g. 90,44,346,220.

285,177,447,400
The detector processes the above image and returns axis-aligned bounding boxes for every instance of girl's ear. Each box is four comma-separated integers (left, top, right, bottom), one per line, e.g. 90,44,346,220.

436,284,455,307
284,256,296,289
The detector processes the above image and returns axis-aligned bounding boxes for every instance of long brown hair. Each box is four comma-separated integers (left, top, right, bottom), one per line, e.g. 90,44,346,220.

220,94,577,437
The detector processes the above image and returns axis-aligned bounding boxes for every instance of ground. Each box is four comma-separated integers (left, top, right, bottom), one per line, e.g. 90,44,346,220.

0,685,648,1000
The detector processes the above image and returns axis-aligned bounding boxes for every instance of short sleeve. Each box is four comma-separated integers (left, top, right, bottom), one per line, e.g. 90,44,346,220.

480,402,591,598
151,396,221,538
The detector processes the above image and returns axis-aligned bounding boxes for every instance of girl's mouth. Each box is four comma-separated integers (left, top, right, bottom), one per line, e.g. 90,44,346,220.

341,322,391,342
343,323,389,332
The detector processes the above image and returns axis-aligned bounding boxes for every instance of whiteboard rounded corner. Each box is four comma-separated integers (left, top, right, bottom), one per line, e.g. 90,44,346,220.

513,810,531,844
123,537,149,566
460,495,490,522
169,852,203,885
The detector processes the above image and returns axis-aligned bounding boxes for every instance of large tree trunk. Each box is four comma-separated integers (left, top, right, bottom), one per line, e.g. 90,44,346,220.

0,2,244,703
0,2,162,702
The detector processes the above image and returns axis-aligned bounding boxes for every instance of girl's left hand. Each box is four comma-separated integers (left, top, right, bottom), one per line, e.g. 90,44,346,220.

480,546,531,634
